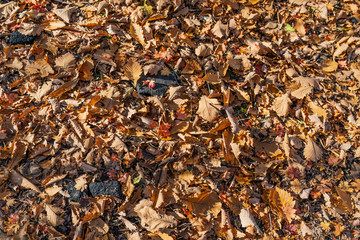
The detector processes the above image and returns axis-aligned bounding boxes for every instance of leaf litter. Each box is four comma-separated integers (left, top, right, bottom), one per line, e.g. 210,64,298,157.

0,0,360,239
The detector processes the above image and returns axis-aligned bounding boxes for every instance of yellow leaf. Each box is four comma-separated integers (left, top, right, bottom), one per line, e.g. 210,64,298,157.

321,59,338,72
308,101,327,118
320,221,331,232
124,60,142,87
203,72,221,84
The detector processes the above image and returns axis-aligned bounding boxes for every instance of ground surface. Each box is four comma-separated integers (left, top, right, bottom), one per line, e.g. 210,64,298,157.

0,0,360,239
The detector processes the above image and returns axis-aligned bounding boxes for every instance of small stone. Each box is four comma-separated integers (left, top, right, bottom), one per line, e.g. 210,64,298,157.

136,73,178,96
67,181,88,202
9,30,35,45
88,181,122,198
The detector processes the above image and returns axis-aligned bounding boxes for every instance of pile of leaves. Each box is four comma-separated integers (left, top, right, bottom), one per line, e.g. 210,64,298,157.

1,0,360,239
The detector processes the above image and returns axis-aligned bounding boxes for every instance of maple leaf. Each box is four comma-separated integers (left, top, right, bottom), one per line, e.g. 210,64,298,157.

158,123,171,137
333,223,345,237
303,137,323,161
74,174,89,191
124,60,142,87
287,167,300,179
271,93,291,117
197,96,222,122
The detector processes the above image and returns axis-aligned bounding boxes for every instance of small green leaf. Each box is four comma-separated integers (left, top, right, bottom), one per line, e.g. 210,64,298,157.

143,3,153,15
133,175,142,184
285,24,296,33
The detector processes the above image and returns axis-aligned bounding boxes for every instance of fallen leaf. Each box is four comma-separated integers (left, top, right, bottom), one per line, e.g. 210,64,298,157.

55,53,76,68
74,174,89,191
304,137,323,161
25,59,54,77
321,59,338,73
291,86,312,99
212,20,229,38
197,96,222,122
124,60,142,87
271,93,291,117
53,6,76,23
10,170,41,193
130,23,147,46
45,204,64,226
134,199,177,232
294,18,306,36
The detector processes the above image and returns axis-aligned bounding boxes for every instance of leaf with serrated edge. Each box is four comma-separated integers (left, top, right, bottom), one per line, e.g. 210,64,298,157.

124,60,142,87
130,23,146,46
276,187,296,222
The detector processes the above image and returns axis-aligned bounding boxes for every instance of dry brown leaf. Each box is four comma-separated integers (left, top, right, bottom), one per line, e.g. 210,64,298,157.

55,53,76,68
333,44,348,58
197,96,222,122
293,76,320,89
304,137,323,161
291,86,312,99
44,20,66,30
271,93,291,117
78,57,94,81
335,187,353,213
124,60,142,87
277,187,296,222
45,204,64,226
212,20,229,38
49,79,79,98
10,170,41,193
308,101,327,118
283,133,291,158
0,2,16,19
8,141,28,169
18,23,42,36
134,199,177,232
74,174,89,191
5,58,23,69
42,173,67,187
239,209,262,234
35,81,52,101
294,18,306,36
53,6,76,23
186,191,222,216
91,218,109,235
25,59,54,77
203,72,221,84
321,59,338,72
300,221,314,237
130,23,147,46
